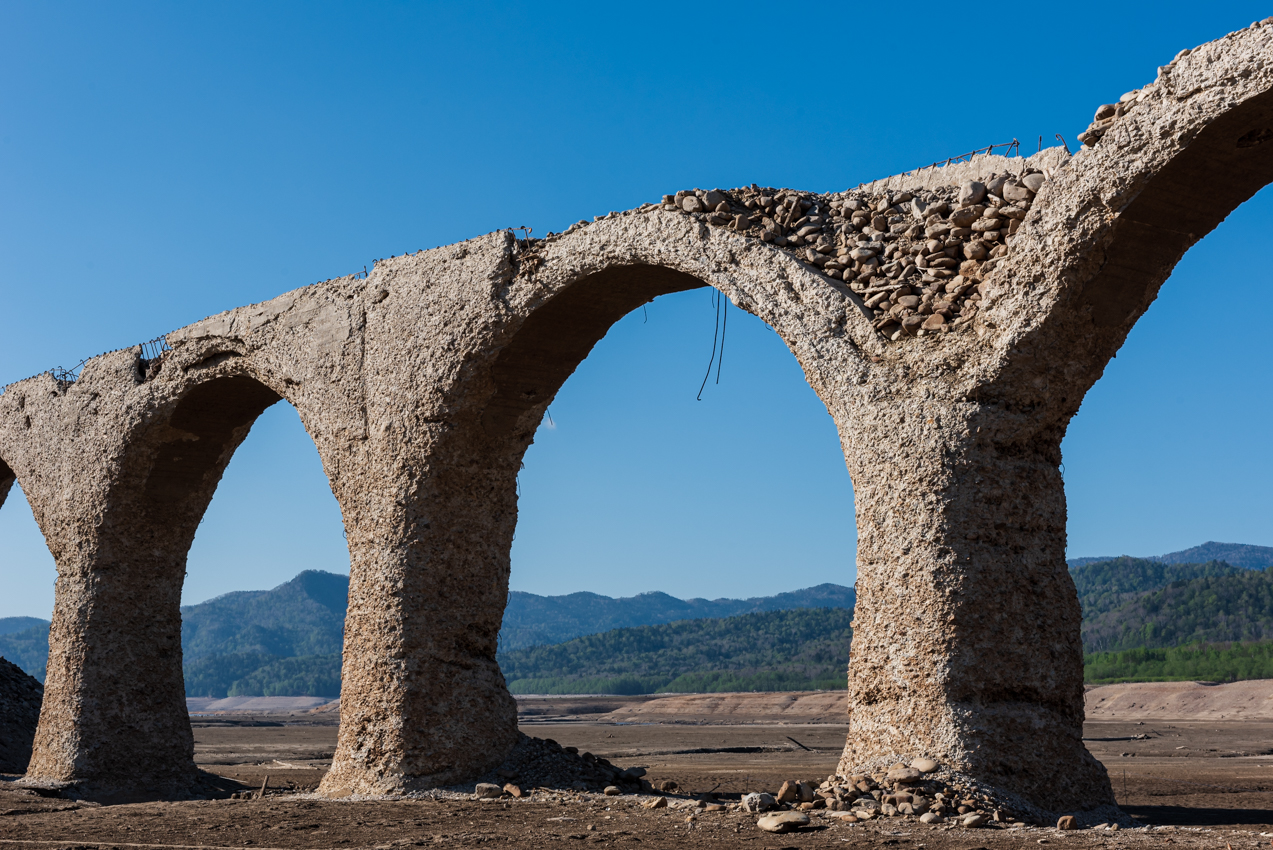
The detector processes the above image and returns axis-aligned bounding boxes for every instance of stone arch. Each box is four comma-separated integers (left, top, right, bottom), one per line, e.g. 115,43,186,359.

479,265,705,443
1078,88,1273,333
26,366,324,798
814,23,1273,812
978,24,1273,419
323,222,866,795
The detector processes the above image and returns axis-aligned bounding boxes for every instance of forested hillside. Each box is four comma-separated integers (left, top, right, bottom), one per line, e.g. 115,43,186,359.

498,608,852,695
1082,567,1273,653
1072,558,1243,621
0,616,47,637
9,551,1273,696
1085,642,1273,684
0,572,855,696
499,584,855,650
0,620,50,681
1067,542,1273,570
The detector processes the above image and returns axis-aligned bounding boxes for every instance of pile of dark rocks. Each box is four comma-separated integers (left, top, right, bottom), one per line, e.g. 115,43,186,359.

534,166,1049,343
470,734,648,798
656,173,1045,341
740,758,1050,827
0,656,42,774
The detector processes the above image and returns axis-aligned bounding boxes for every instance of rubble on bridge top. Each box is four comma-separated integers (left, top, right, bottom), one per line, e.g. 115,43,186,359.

661,169,1047,342
535,161,1051,343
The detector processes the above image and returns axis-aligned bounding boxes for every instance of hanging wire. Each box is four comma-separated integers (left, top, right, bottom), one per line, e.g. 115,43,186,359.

643,303,648,323
696,290,722,401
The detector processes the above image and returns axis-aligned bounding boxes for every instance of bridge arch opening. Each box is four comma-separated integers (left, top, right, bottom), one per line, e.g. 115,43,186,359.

182,393,350,707
1054,80,1273,562
498,268,857,698
29,369,348,793
481,265,707,442
1065,182,1273,563
0,457,58,681
0,457,57,776
325,257,859,795
0,451,58,648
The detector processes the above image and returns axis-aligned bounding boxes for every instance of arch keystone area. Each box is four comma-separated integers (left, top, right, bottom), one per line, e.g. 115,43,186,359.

0,19,1269,815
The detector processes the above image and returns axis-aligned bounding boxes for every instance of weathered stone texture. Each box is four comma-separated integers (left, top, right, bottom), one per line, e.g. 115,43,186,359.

0,19,1269,812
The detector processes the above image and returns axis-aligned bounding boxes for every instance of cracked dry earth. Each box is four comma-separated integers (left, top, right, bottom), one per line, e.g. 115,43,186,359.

5,707,1273,849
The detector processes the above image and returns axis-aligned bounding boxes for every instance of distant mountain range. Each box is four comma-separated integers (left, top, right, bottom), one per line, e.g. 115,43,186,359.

1070,557,1245,623
499,607,852,695
7,542,1273,696
1067,541,1273,570
1079,560,1273,653
500,583,856,651
0,572,855,696
0,616,45,637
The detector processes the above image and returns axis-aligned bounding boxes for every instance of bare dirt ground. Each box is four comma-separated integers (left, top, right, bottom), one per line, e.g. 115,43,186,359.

5,687,1273,848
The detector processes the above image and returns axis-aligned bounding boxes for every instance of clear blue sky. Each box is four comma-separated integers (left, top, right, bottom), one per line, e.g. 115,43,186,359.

1,2,1270,619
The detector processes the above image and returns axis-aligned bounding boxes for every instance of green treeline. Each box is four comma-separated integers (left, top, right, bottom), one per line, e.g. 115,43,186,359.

497,608,852,695
184,651,342,698
1084,641,1273,684
1081,564,1273,653
1072,557,1243,621
15,556,1273,698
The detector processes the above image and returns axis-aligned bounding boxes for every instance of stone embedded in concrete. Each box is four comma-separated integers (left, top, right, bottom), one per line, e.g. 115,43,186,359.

0,19,1268,814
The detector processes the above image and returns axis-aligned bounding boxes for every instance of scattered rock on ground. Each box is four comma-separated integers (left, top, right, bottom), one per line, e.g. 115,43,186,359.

741,792,777,812
757,811,811,833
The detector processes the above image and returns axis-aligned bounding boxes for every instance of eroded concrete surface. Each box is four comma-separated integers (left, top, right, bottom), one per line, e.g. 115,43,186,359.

1,20,1271,814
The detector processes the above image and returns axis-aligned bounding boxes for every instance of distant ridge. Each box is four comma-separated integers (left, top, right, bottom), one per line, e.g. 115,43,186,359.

500,583,856,651
0,572,856,696
0,616,48,637
498,607,853,695
1068,542,1273,570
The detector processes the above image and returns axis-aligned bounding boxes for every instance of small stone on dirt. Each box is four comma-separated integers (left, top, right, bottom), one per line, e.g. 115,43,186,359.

757,811,811,833
740,792,776,812
887,767,922,783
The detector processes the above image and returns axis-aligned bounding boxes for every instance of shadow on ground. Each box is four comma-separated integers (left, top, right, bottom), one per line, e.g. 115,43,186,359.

1124,806,1273,827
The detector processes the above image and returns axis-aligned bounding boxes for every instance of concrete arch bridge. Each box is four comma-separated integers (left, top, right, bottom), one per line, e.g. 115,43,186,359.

1,20,1270,814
